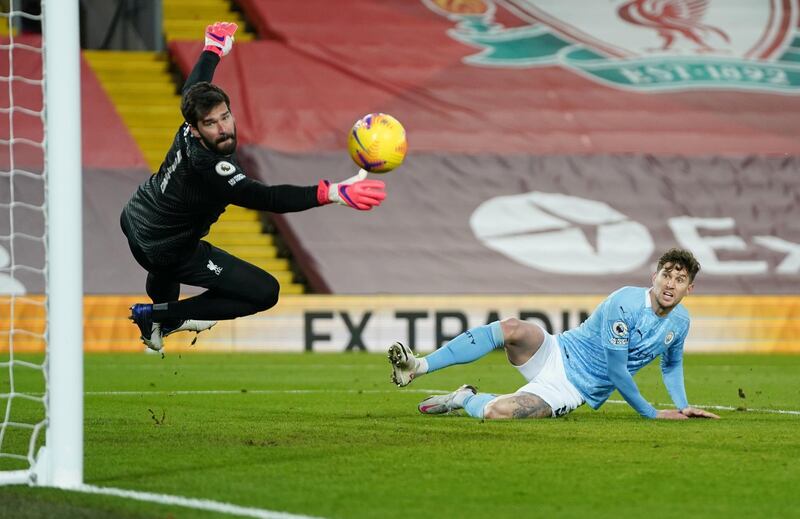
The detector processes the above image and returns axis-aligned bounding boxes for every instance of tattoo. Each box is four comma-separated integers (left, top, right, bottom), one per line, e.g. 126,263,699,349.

509,393,552,419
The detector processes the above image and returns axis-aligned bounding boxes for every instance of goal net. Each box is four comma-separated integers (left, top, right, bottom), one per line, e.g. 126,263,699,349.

0,0,82,487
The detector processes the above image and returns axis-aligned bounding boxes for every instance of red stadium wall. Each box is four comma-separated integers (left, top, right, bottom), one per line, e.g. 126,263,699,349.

169,0,800,296
0,35,147,170
173,0,800,156
7,5,800,298
3,2,799,354
1,35,150,295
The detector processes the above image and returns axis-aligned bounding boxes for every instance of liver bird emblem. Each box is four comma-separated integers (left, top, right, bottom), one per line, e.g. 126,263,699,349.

617,0,730,52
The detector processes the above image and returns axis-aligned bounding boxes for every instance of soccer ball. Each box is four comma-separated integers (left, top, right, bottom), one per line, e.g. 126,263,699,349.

347,113,407,173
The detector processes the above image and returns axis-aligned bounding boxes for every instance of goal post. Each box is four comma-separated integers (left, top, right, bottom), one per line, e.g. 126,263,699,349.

40,0,83,488
0,0,83,487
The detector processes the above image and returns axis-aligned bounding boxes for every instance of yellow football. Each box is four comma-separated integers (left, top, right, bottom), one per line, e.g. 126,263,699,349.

347,113,407,173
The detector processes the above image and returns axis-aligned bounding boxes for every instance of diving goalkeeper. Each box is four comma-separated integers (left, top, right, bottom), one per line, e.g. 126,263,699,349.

120,22,386,350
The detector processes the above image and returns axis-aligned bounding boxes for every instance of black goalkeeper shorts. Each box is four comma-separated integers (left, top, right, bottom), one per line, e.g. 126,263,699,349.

127,235,273,291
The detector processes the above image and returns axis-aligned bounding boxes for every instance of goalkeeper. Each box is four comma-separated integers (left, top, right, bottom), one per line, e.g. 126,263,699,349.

120,22,386,351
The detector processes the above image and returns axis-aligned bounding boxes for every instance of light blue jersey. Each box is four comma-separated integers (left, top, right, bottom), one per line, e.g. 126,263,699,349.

558,286,690,416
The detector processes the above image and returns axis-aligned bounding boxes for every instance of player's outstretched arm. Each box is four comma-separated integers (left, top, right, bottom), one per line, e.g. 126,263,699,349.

317,169,387,211
182,22,239,95
222,168,385,213
661,348,691,409
605,347,659,418
659,339,718,418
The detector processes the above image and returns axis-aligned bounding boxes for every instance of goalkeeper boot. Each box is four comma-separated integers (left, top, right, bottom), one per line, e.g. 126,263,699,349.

418,385,477,415
129,304,163,352
161,319,217,338
388,341,418,387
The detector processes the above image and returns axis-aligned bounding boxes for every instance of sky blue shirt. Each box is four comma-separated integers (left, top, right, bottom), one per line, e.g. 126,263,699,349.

558,286,690,417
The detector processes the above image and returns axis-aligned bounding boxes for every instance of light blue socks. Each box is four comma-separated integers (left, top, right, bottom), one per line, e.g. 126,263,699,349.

424,321,505,373
419,321,504,419
462,393,497,419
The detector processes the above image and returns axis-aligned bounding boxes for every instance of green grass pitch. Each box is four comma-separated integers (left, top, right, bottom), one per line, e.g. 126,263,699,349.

1,352,799,519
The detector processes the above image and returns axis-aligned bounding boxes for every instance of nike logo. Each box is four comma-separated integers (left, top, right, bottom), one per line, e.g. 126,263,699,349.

209,33,225,42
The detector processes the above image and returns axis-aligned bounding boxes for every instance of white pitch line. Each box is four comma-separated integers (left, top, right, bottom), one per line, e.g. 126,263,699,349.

75,484,325,519
96,364,389,370
83,388,445,396
606,399,800,416
80,388,800,415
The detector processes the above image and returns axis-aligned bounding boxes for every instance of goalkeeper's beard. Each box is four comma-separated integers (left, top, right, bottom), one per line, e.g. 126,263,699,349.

201,125,238,155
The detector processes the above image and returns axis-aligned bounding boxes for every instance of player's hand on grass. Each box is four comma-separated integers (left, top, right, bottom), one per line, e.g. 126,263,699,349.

317,169,387,210
655,409,689,420
656,408,720,420
680,407,720,419
204,21,238,57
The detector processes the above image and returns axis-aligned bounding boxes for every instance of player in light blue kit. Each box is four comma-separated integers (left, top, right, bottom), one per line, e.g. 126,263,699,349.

388,248,720,420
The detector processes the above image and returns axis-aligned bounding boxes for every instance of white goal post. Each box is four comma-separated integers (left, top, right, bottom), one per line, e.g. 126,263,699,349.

0,0,83,487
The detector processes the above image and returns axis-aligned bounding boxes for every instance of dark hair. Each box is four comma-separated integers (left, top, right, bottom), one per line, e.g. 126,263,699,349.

657,248,700,282
180,82,231,127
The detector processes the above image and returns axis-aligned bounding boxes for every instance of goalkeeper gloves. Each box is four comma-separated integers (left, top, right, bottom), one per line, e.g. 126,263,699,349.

204,21,238,57
317,169,386,211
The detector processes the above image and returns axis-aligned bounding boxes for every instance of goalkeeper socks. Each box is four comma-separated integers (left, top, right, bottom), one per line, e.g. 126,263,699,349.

423,321,505,374
151,295,268,321
462,393,497,419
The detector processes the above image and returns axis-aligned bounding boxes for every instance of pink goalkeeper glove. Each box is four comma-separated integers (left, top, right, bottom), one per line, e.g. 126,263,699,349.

204,22,238,57
317,169,386,211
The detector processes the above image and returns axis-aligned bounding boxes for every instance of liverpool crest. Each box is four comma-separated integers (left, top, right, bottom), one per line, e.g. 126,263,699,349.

424,0,800,93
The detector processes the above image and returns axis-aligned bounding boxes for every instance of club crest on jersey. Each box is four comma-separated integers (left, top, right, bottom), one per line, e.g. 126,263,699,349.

665,331,675,345
215,161,236,176
423,0,800,94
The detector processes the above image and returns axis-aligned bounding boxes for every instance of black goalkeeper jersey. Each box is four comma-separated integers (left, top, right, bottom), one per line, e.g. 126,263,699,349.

121,51,319,266
122,124,238,264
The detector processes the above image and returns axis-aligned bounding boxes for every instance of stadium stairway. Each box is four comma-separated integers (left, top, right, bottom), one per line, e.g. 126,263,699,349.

83,50,180,171
162,0,254,42
84,3,304,294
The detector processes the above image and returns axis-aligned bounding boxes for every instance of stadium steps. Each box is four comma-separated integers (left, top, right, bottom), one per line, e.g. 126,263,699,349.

207,206,305,294
162,0,254,42
83,50,179,172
